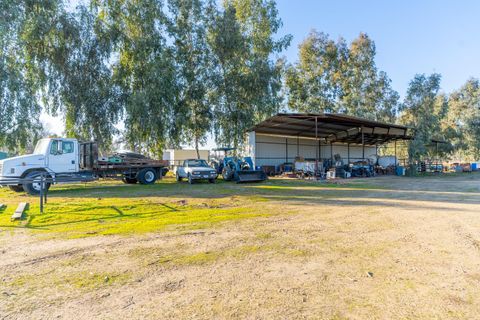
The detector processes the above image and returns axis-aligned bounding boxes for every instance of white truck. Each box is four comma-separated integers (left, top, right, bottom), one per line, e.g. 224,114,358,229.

0,138,168,195
175,159,218,184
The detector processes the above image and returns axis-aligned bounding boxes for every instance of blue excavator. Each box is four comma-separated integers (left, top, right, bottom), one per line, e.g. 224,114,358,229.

211,148,267,183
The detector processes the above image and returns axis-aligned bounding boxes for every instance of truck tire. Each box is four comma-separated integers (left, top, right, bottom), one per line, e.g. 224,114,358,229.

208,178,215,184
8,185,24,192
22,171,51,195
137,168,157,185
122,177,138,184
176,172,182,182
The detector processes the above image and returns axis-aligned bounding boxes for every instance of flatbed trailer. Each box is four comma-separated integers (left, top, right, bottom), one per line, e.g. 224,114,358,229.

0,138,168,194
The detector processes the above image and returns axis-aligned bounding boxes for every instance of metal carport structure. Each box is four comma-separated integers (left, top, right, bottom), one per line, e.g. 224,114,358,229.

248,113,413,175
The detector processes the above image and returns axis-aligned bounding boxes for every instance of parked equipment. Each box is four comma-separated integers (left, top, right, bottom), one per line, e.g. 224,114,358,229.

210,147,236,174
349,160,374,177
176,159,218,184
0,138,168,195
222,156,267,183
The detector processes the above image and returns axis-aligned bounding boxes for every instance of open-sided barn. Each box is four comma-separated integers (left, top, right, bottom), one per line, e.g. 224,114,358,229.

247,113,412,171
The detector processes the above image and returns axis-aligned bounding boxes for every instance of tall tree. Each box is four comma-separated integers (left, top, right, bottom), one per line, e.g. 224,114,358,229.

286,32,399,122
445,78,480,160
1,1,122,153
208,0,291,150
168,0,214,158
285,31,346,113
399,73,447,160
94,0,179,156
52,5,121,150
341,33,398,121
0,0,53,152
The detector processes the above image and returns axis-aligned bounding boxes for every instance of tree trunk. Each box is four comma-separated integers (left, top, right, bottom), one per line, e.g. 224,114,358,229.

195,138,200,159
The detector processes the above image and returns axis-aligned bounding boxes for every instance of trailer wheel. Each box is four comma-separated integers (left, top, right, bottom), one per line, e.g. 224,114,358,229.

138,168,157,185
122,177,138,184
22,171,51,195
8,185,24,192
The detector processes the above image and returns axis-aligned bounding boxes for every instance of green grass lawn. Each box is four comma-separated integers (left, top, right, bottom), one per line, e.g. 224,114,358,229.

2,173,478,240
0,176,377,239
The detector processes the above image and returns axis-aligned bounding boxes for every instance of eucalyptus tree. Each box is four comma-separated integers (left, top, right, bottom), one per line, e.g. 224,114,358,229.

93,0,179,157
285,31,346,113
167,0,215,158
0,0,51,152
286,32,399,122
52,5,121,150
399,73,446,160
1,0,123,152
446,78,480,160
208,0,291,150
341,33,396,121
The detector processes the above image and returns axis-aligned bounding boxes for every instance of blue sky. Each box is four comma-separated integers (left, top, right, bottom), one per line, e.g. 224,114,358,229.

276,0,480,97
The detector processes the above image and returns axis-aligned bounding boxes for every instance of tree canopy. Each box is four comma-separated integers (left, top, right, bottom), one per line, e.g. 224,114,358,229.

0,1,479,161
285,31,399,122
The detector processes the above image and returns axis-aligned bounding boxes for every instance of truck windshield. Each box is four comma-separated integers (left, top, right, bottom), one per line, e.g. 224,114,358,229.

34,139,50,154
187,160,209,167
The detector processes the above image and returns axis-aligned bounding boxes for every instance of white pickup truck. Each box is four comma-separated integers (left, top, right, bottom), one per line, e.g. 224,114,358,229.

0,138,168,195
175,159,217,184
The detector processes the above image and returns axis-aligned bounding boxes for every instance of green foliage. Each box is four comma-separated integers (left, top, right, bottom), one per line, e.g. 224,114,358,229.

94,0,180,156
168,0,215,157
399,73,447,160
0,0,48,152
445,79,480,160
208,0,291,149
286,31,399,122
2,0,479,161
55,6,122,150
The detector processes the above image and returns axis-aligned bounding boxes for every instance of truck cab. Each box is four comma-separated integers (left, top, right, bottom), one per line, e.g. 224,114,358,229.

0,138,79,179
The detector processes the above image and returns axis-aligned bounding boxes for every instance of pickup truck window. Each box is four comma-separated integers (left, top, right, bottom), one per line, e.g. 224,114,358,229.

50,140,59,155
186,160,209,167
62,141,74,154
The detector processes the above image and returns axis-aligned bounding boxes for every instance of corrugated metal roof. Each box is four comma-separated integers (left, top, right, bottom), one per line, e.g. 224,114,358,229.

250,113,412,145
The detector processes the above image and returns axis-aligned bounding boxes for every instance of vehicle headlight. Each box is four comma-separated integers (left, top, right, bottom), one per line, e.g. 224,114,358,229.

210,171,216,174
192,171,200,175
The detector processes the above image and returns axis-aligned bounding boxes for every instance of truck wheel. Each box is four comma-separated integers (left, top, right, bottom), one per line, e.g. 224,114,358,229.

22,171,51,195
122,177,138,184
208,178,215,184
188,174,194,184
8,185,24,192
137,168,157,185
176,172,182,182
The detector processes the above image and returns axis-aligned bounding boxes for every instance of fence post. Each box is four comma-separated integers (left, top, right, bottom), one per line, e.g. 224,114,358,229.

44,174,48,204
39,173,44,213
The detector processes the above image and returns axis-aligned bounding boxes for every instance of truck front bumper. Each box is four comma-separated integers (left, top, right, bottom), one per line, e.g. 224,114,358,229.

190,173,218,180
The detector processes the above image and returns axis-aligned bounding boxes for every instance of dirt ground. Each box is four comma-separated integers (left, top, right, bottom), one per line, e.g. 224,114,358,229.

1,174,480,319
